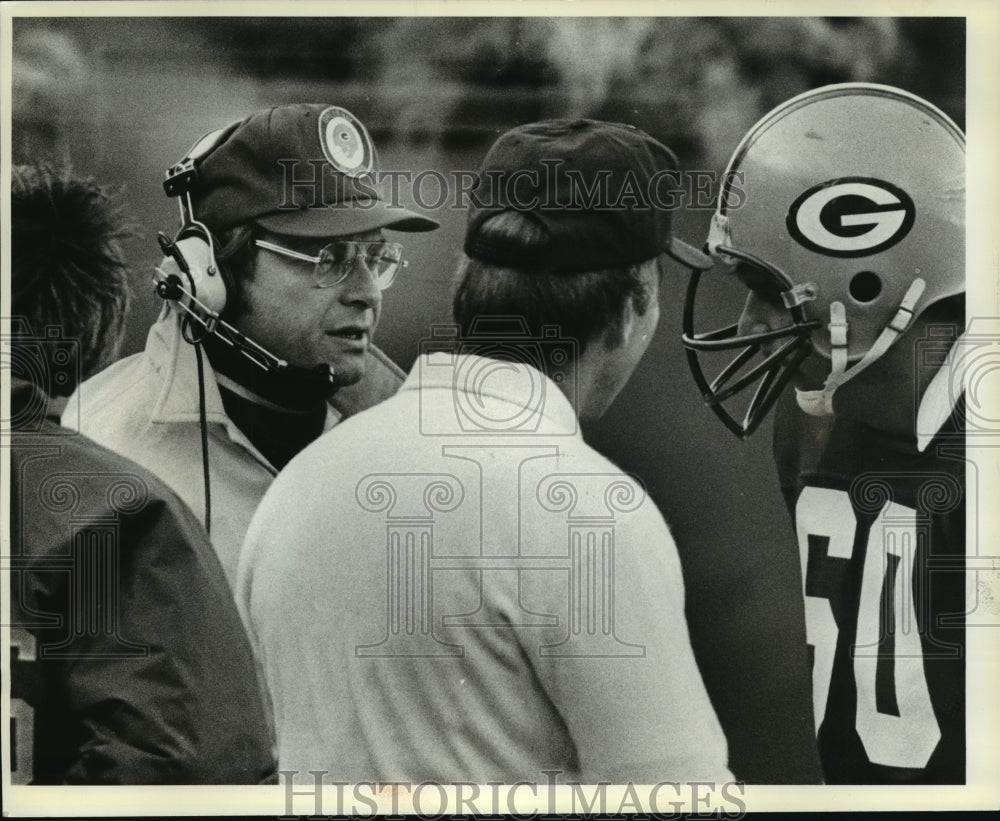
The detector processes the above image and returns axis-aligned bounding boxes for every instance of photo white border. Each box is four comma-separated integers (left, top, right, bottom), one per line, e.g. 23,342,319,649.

2,0,997,815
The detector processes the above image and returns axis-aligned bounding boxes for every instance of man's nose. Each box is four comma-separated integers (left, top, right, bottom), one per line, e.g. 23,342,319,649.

338,257,381,309
737,291,787,338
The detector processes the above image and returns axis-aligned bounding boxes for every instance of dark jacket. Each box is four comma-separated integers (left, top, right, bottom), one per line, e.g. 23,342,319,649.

8,377,277,784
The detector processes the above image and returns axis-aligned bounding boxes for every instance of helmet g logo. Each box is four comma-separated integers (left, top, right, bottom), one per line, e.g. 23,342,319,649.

787,177,915,257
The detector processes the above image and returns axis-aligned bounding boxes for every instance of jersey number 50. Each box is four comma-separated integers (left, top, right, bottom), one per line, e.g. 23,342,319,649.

796,486,940,770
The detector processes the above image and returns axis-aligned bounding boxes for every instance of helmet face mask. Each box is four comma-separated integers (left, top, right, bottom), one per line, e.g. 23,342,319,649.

682,240,821,439
682,83,965,438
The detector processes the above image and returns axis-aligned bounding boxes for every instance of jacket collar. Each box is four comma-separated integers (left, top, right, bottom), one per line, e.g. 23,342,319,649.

144,310,405,460
401,352,580,436
147,309,231,425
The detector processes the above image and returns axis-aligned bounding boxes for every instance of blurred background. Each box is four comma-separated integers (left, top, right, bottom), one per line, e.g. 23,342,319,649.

11,15,965,784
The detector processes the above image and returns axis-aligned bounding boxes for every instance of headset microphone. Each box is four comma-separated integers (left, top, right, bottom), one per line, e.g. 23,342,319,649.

153,228,339,385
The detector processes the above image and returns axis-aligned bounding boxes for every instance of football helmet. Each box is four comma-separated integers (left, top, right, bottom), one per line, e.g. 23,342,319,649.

682,83,965,438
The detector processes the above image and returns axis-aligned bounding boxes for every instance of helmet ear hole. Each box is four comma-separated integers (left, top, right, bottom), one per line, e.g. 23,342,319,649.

849,270,882,303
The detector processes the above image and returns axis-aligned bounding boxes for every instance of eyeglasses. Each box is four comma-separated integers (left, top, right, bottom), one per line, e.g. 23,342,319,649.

254,239,407,290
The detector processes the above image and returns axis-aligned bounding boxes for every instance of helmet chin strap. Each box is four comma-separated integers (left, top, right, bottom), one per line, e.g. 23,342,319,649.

795,277,927,416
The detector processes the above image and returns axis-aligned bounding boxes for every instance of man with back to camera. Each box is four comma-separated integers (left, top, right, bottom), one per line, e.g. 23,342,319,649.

8,163,276,783
70,104,439,582
681,83,966,784
237,119,733,784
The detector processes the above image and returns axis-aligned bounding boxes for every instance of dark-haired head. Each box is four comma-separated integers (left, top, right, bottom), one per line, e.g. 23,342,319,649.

12,163,134,395
453,211,662,420
453,211,659,358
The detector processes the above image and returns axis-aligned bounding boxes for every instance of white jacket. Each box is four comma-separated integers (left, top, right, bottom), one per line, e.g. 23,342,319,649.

239,352,732,783
70,309,404,583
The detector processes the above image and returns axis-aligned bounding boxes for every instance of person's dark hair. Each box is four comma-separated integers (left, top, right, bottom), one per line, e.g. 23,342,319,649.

11,163,133,394
453,211,658,357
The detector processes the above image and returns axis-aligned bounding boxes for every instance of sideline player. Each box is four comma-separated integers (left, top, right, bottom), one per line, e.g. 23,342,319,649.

69,104,438,582
239,119,733,783
682,83,965,783
8,164,276,783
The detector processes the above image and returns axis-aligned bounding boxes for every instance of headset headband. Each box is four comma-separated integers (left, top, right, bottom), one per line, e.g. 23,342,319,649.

163,122,241,199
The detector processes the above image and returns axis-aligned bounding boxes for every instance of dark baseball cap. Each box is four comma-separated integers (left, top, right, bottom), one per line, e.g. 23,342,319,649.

171,104,438,237
464,119,710,274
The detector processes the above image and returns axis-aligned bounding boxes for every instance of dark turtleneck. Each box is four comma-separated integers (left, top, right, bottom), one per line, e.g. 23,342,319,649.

204,336,333,470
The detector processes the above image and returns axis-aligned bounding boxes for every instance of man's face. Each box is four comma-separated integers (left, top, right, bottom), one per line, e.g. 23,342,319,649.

234,228,387,387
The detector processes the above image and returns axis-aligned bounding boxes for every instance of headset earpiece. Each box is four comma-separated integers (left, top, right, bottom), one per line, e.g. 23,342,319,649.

154,227,227,316
155,123,240,319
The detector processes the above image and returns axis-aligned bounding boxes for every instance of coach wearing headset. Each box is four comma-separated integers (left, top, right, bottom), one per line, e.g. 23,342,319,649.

71,104,438,582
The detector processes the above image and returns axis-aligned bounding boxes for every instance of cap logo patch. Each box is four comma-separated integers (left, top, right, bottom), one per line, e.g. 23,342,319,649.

786,177,915,257
318,106,374,177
